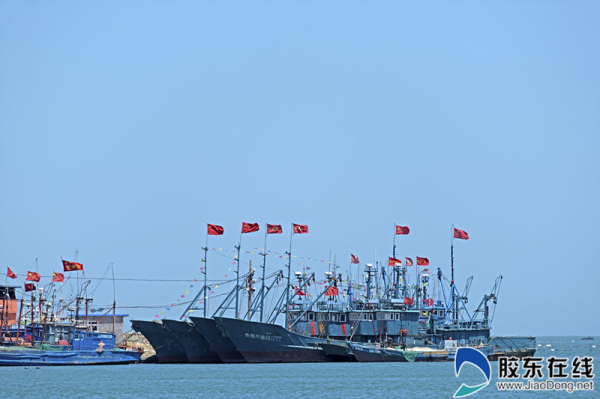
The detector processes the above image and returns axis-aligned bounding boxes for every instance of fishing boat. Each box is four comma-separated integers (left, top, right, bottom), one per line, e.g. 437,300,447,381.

214,316,331,363
132,223,537,363
188,316,246,363
130,320,188,363
1,260,142,366
161,319,221,363
0,328,141,366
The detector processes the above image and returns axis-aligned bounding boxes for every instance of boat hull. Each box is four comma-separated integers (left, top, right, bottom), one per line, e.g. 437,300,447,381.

131,320,188,363
161,319,221,363
214,317,331,363
348,343,385,362
0,348,141,366
189,317,246,363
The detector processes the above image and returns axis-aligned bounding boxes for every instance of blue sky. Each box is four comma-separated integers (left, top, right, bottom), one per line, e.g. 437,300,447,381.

1,1,598,336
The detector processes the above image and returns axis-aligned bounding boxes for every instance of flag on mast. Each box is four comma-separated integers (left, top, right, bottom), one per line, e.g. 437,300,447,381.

207,224,224,235
292,224,308,234
416,257,429,266
52,272,65,283
62,260,83,272
26,271,41,282
7,267,17,279
395,225,410,235
454,228,469,240
350,254,360,264
267,224,282,234
388,257,402,266
24,283,36,292
241,223,259,233
405,257,413,266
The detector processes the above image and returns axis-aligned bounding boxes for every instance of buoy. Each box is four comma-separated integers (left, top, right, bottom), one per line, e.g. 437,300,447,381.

36,366,40,369
546,344,552,347
24,366,29,369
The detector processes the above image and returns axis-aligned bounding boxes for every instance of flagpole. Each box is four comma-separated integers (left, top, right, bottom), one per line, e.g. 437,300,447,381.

260,227,267,322
203,234,209,318
236,230,242,319
451,224,456,324
285,224,293,328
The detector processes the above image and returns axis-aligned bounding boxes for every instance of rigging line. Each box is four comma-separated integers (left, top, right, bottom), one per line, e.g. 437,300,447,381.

88,264,111,297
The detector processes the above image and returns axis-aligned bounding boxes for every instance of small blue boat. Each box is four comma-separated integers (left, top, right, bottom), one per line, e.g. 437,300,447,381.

0,330,141,366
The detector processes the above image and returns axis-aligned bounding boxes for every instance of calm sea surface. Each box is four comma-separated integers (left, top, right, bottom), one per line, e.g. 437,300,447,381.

1,336,597,398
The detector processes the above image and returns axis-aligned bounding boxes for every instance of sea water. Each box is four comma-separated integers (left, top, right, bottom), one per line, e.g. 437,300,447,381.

1,336,597,398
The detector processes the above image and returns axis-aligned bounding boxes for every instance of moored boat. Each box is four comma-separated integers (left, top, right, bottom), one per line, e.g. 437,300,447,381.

161,319,221,363
131,320,188,363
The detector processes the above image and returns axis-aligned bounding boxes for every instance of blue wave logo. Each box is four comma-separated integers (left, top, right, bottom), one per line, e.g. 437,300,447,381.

453,347,491,397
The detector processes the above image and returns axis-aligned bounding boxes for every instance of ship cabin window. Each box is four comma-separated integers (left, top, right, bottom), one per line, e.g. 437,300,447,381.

332,314,338,322
362,314,371,321
301,313,308,321
395,314,400,320
308,312,314,321
340,314,346,322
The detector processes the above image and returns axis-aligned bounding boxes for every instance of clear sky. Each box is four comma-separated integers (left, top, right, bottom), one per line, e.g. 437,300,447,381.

1,1,598,336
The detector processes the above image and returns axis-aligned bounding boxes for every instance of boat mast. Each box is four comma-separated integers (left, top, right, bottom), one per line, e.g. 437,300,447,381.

202,244,209,318
235,243,241,319
285,226,293,328
111,263,116,333
260,229,267,322
451,225,457,325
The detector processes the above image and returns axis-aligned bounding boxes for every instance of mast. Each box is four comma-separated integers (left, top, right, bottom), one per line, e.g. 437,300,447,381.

111,263,116,333
260,229,267,322
202,245,208,318
285,225,293,327
451,225,457,324
246,260,253,320
235,244,241,319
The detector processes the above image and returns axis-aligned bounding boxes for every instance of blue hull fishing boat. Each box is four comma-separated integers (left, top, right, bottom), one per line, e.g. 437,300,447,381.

0,330,141,366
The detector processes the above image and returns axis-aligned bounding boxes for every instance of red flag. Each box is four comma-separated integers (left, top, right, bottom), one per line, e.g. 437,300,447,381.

405,257,413,266
267,224,282,234
241,223,259,233
292,224,308,234
417,257,429,266
26,271,41,282
350,254,360,264
388,257,402,266
454,228,469,240
207,224,224,236
7,267,17,279
24,283,36,292
294,287,306,296
395,225,410,235
403,297,413,306
62,260,84,272
52,272,65,283
324,286,339,296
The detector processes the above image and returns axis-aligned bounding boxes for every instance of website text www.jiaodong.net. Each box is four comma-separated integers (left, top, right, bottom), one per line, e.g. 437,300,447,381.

497,379,594,393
